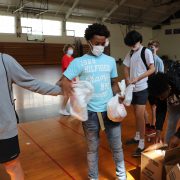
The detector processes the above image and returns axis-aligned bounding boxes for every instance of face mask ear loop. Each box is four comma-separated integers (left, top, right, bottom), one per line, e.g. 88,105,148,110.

105,39,109,47
88,40,94,52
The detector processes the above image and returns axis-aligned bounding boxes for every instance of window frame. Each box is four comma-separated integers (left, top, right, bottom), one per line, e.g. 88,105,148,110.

66,21,91,37
21,17,62,36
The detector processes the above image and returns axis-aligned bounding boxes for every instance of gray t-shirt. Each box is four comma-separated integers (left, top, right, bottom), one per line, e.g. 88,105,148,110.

0,53,61,139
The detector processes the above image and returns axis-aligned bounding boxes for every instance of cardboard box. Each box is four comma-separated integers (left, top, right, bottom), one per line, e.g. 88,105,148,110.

166,164,180,180
141,145,180,180
141,149,165,180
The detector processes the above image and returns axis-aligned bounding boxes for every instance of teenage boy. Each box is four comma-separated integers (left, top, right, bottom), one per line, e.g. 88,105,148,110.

123,30,155,157
60,23,126,180
148,72,180,145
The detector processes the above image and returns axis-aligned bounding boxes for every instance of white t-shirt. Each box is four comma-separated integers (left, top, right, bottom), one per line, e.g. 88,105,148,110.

123,46,154,92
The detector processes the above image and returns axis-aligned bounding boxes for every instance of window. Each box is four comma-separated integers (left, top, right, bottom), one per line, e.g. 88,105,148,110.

173,28,180,34
66,22,91,37
21,18,62,36
0,15,15,33
165,29,172,35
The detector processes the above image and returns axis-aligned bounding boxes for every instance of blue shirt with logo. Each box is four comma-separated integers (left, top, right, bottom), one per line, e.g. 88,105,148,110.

63,53,118,112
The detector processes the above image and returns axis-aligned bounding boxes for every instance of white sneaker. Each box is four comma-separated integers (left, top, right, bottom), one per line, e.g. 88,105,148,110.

59,109,70,116
116,177,126,180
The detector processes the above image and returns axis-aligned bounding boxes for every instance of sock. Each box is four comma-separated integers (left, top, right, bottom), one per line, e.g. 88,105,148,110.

138,139,145,149
150,125,155,129
134,132,140,141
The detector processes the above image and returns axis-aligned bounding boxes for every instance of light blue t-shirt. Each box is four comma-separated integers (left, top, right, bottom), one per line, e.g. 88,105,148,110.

64,53,118,112
154,55,164,73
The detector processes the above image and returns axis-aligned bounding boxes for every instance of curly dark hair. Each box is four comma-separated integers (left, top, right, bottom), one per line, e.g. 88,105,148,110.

84,23,110,40
124,30,143,46
148,72,169,97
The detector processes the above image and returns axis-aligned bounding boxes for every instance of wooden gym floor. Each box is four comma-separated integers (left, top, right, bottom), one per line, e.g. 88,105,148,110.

0,64,163,180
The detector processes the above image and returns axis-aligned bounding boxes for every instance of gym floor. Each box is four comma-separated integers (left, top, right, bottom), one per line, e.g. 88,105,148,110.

0,65,165,180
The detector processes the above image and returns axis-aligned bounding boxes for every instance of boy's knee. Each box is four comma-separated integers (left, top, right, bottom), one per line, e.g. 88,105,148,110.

3,158,20,173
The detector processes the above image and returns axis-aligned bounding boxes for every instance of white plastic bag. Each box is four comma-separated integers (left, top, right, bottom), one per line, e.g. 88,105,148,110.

107,94,127,122
123,84,135,106
118,79,126,97
69,81,94,121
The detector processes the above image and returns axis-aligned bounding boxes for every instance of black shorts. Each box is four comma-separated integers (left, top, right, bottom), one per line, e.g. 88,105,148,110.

0,135,20,163
131,89,148,105
148,94,156,105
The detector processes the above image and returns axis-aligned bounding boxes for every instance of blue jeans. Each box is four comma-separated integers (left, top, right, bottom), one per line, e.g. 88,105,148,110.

165,104,180,143
82,111,126,179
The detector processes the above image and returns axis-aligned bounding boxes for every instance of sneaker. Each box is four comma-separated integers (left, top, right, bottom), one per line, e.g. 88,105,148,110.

116,176,127,180
132,148,145,157
125,138,139,145
59,109,70,116
146,128,156,136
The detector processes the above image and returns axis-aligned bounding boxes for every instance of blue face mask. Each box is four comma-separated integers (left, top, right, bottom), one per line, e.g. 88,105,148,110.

67,49,73,55
149,47,154,53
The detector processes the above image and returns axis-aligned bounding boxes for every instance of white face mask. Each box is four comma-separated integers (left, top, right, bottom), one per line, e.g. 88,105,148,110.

131,42,141,51
67,49,73,55
89,41,105,56
92,45,104,56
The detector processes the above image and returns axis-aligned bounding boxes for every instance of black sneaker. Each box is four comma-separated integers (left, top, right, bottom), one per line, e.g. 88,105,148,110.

125,138,139,145
132,148,145,157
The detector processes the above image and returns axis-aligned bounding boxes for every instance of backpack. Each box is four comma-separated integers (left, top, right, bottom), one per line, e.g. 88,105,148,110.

166,60,180,95
130,47,149,70
130,47,155,86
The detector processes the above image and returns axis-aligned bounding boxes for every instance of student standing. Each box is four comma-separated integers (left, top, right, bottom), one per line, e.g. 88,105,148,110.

60,23,126,180
123,30,155,157
59,44,75,115
61,44,74,73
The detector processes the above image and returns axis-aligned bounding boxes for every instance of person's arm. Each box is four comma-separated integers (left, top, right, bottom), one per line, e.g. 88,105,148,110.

60,75,73,97
62,57,83,96
4,54,61,96
111,78,120,94
123,53,131,85
169,127,180,148
124,65,130,85
155,98,167,142
110,58,119,94
130,64,155,84
155,99,167,130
